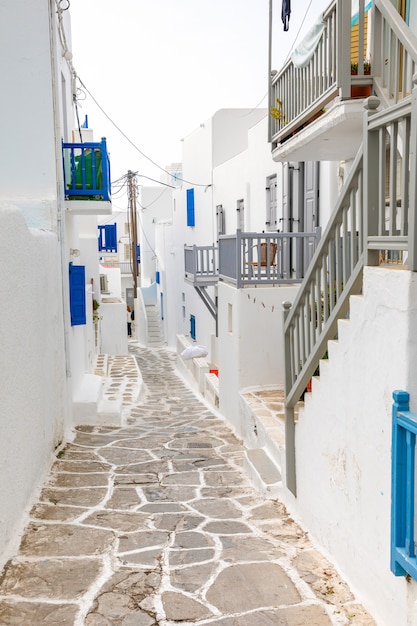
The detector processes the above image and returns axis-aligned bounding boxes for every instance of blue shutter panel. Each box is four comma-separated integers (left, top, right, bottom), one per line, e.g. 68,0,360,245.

190,314,196,340
69,263,86,326
98,223,117,252
105,223,117,252
187,189,195,227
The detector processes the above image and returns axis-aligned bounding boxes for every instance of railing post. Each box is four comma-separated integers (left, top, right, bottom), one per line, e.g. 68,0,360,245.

363,96,381,266
283,300,296,496
338,0,352,100
407,75,417,270
236,229,242,289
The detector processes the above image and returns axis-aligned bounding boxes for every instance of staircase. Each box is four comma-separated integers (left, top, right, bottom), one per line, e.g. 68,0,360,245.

145,304,164,346
282,0,417,495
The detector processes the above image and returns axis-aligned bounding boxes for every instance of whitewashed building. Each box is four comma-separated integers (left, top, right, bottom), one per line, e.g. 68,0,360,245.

0,0,115,567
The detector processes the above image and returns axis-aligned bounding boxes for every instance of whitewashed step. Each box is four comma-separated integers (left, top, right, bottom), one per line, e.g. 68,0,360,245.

243,448,283,499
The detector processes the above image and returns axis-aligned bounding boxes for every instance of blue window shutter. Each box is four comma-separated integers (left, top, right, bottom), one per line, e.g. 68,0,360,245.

98,223,117,252
156,271,160,284
98,225,105,251
187,189,195,227
69,263,86,326
190,314,196,340
106,223,117,252
136,244,141,263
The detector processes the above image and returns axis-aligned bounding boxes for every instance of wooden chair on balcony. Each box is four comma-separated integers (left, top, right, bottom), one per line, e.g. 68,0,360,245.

250,242,278,267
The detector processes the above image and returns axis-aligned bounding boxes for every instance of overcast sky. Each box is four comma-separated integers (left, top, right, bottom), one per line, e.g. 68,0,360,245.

69,0,330,187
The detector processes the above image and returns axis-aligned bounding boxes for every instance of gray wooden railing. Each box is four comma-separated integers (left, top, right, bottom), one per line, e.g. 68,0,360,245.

269,0,370,149
219,230,321,288
283,77,417,495
100,261,136,275
184,244,218,286
373,0,417,105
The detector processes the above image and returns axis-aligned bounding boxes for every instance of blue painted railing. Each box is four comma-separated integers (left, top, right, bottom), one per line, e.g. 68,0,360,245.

62,137,111,202
391,390,417,580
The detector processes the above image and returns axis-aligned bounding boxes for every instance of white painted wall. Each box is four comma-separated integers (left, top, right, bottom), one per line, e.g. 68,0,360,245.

140,186,173,287
287,267,417,626
0,206,69,565
0,0,114,569
100,300,128,355
217,281,299,435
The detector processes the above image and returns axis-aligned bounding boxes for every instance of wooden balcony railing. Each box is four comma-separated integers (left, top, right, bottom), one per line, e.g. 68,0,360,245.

373,0,417,105
269,0,370,150
184,244,218,286
218,231,320,288
62,138,111,202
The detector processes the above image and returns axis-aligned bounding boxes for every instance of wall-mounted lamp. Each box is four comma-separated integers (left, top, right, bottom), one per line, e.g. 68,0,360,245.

70,248,80,257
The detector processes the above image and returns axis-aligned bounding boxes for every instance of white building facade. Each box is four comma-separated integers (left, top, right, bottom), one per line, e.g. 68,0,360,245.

0,0,114,566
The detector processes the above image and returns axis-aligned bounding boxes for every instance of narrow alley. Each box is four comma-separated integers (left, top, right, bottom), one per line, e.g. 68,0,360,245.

0,344,376,626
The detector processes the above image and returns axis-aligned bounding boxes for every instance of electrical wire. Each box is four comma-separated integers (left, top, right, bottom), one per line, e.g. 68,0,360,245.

77,76,211,188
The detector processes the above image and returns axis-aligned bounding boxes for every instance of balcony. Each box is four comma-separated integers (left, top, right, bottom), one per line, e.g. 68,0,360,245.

100,261,137,275
269,0,372,162
184,231,320,289
219,231,320,288
184,244,218,287
62,138,112,215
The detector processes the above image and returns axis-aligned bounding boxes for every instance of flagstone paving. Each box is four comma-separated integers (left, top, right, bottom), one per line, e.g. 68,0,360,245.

0,343,377,625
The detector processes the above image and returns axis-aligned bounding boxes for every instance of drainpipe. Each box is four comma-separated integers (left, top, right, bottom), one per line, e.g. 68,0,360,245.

268,0,273,143
48,0,72,381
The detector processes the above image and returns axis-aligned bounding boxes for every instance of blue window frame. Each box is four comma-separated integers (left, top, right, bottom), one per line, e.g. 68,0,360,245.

190,314,196,340
391,390,417,581
187,188,195,227
69,263,86,326
98,223,117,252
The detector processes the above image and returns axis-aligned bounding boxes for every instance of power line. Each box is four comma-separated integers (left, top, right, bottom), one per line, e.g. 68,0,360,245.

77,77,211,188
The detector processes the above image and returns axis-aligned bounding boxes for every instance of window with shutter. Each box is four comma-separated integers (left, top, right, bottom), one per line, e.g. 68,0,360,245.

187,189,195,227
216,204,225,237
98,223,118,252
266,175,278,231
69,263,86,326
190,314,196,340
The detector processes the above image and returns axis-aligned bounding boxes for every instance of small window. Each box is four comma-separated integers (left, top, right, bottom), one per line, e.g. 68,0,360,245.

187,189,195,227
266,175,278,231
216,204,225,237
69,263,86,326
190,314,196,340
228,303,233,333
124,243,132,261
236,199,244,231
98,223,117,252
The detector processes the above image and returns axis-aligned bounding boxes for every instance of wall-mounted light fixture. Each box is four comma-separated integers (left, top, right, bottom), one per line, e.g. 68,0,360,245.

70,248,80,257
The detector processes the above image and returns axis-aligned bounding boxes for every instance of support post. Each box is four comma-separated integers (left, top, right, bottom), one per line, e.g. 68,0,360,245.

283,300,297,496
363,96,381,266
407,75,417,270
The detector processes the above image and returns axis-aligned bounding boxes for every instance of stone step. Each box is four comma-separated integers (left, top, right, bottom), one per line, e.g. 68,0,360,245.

243,448,283,500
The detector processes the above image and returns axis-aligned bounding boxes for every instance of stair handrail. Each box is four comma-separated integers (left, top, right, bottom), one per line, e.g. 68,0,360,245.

373,0,417,105
283,146,365,410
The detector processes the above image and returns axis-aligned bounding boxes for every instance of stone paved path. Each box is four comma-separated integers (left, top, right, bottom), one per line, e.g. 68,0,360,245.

0,344,377,625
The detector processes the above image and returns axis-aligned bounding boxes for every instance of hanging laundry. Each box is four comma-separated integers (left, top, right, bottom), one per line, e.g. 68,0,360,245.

282,0,291,31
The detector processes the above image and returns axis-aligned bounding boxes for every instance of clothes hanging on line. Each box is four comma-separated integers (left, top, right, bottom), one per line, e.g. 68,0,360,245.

282,0,291,31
